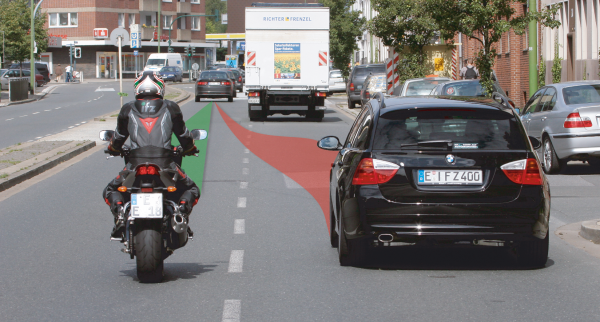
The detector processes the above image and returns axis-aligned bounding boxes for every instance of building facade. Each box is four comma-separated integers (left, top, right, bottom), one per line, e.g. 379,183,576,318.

40,0,217,79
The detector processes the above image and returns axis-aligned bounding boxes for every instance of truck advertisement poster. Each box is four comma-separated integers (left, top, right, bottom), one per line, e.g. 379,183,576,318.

274,43,300,79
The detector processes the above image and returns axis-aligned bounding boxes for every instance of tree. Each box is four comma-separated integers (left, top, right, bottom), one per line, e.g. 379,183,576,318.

552,32,562,84
205,0,227,34
427,0,560,96
0,0,48,70
370,0,440,83
538,55,546,87
320,0,366,77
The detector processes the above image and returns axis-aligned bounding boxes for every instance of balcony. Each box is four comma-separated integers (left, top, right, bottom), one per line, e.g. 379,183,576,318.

141,28,155,41
177,1,191,13
177,29,191,42
139,0,158,12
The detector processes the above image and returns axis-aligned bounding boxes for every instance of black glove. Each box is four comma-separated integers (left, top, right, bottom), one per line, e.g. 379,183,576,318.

183,145,199,156
106,144,122,156
179,199,192,214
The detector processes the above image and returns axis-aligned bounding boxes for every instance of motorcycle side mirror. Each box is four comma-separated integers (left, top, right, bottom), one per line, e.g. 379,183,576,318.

191,129,208,140
99,130,115,141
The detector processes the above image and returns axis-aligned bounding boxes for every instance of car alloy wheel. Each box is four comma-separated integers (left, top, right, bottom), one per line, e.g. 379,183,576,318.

543,137,561,174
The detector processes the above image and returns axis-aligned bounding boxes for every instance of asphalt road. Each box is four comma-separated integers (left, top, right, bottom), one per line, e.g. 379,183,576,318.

1,90,600,321
0,81,135,149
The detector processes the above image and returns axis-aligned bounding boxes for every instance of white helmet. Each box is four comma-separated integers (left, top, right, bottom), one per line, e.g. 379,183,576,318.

134,71,165,99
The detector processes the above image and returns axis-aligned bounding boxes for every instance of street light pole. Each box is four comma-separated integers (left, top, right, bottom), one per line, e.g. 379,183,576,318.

0,31,5,69
30,0,35,94
528,0,538,94
158,0,161,53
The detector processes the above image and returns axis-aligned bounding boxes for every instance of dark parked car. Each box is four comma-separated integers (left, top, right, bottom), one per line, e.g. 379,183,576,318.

218,68,243,92
318,96,550,268
346,64,386,109
1,69,45,88
195,70,235,102
159,66,183,82
430,79,515,108
10,62,50,83
359,74,387,107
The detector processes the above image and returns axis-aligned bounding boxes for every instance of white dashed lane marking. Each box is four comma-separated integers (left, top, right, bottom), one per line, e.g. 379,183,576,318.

5,118,14,121
32,112,39,115
237,197,246,208
44,110,51,112
222,300,241,322
228,250,244,273
234,219,245,234
242,168,249,175
19,115,27,118
244,148,249,153
243,158,249,163
239,181,248,189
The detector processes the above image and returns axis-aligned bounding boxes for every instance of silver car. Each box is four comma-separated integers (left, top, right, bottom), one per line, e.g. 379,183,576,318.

519,81,600,173
396,77,450,96
328,69,345,93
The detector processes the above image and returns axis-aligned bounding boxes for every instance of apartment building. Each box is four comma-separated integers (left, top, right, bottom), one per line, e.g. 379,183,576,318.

41,0,217,79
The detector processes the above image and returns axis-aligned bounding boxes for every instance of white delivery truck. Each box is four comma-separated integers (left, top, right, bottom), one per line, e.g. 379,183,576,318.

144,53,183,72
244,4,330,121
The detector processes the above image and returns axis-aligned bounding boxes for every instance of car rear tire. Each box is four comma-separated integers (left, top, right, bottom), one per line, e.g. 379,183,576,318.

516,233,549,268
347,98,355,109
228,95,234,102
329,198,338,248
195,96,200,102
338,213,366,266
542,137,562,174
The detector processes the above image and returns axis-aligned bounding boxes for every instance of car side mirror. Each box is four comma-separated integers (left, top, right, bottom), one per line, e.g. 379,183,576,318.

99,130,114,141
529,136,541,149
317,136,342,151
191,129,208,140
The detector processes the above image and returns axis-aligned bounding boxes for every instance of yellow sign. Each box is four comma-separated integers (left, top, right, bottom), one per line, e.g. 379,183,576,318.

205,33,246,40
434,58,444,71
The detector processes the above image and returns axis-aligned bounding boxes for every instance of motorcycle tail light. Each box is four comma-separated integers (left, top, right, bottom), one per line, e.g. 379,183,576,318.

500,158,542,185
136,165,159,176
352,158,399,185
141,188,153,193
197,81,207,85
564,112,592,128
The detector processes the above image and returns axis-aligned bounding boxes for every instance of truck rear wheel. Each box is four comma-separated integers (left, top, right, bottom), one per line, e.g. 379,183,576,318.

307,110,324,121
248,105,265,121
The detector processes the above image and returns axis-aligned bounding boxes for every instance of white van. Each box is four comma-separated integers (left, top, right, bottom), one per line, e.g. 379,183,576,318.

144,53,183,72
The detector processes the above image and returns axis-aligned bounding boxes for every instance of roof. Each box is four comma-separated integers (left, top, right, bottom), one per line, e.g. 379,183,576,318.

251,2,324,7
544,80,600,89
380,96,511,114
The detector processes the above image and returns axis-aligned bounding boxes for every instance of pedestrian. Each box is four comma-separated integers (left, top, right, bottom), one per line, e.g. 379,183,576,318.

65,65,72,82
459,58,479,80
55,64,63,82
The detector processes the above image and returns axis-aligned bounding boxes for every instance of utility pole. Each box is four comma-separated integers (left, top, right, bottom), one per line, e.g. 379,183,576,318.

30,0,35,94
0,31,5,69
528,0,538,95
158,0,162,53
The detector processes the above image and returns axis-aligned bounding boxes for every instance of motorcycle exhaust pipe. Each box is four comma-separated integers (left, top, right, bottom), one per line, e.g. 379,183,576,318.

172,214,188,234
378,234,394,243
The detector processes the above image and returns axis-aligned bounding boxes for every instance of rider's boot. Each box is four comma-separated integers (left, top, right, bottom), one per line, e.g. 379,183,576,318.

107,194,125,239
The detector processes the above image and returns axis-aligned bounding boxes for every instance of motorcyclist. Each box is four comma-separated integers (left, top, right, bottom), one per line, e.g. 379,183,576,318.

103,71,200,239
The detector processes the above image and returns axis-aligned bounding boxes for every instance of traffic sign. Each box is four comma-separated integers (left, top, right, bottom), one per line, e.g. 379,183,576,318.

192,63,199,71
133,50,139,56
110,28,130,47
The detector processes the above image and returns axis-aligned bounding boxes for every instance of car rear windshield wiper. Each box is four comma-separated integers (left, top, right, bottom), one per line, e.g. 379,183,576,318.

400,140,453,150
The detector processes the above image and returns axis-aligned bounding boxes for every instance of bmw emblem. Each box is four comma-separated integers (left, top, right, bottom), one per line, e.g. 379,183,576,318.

446,154,456,165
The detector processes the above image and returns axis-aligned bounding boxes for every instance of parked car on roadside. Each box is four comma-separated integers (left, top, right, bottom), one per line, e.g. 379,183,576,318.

195,70,235,102
317,95,549,268
397,77,451,96
430,79,515,108
159,66,183,82
328,69,346,94
10,62,50,84
218,68,243,92
346,64,386,109
359,74,387,107
518,81,600,173
1,69,44,89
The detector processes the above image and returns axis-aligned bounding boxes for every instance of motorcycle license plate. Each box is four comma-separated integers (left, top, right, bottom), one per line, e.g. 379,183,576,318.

130,193,163,218
418,170,482,185
248,98,260,104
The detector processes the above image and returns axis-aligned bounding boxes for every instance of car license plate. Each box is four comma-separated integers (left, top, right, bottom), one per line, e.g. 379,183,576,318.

209,82,220,85
418,170,482,185
248,98,260,104
130,193,163,218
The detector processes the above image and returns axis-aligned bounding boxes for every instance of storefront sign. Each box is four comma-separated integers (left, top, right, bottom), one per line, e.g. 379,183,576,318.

94,28,109,39
48,33,68,39
48,36,62,48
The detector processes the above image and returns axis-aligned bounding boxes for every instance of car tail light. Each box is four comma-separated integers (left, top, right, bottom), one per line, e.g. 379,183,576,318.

239,76,242,82
365,91,370,99
141,188,153,193
350,83,354,91
197,81,207,85
136,165,159,176
564,112,592,128
315,92,327,97
222,81,231,86
352,158,400,185
248,92,260,97
500,158,542,185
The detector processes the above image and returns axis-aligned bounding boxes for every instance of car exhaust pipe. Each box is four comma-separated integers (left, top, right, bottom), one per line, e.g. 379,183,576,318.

171,214,188,234
378,234,394,243
473,239,504,247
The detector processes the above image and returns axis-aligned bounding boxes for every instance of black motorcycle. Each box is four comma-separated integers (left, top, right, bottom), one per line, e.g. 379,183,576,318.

99,129,207,283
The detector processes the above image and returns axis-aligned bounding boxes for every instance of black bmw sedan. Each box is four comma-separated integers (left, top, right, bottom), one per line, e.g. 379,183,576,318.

195,71,235,102
318,95,550,268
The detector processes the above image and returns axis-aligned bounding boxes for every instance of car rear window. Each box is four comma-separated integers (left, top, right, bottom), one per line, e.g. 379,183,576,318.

440,82,504,97
330,71,343,78
200,71,228,79
373,108,526,150
366,75,386,93
562,85,600,105
354,66,385,77
406,79,449,96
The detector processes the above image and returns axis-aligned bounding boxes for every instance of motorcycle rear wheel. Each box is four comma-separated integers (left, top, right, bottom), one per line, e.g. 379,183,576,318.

134,222,164,283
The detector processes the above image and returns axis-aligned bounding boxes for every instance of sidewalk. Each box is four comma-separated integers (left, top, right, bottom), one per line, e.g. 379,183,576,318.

0,85,190,192
325,93,360,119
0,85,61,107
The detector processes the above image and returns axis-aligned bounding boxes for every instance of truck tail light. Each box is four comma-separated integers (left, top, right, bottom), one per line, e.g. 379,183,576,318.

564,112,592,128
248,92,260,97
500,158,542,185
352,158,399,185
315,92,327,97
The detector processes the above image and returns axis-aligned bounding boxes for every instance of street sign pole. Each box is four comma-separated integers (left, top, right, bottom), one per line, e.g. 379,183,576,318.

118,36,123,107
30,0,35,94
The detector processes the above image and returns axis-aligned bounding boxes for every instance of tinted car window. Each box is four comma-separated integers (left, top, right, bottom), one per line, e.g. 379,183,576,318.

354,109,373,150
345,107,370,148
441,82,487,96
353,66,385,78
161,67,177,72
366,75,386,93
330,70,343,78
523,89,545,114
540,87,557,111
200,71,228,79
406,79,449,96
373,108,526,150
563,85,600,105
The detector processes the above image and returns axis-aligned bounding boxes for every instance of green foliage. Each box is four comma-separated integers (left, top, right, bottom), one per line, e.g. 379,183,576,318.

583,63,586,80
0,0,48,64
552,33,562,84
216,47,227,61
370,0,439,83
538,55,546,87
205,0,227,34
118,92,128,97
320,0,366,77
427,0,560,96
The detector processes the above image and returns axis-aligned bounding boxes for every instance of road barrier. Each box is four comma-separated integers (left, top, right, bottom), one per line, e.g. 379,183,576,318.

9,78,29,102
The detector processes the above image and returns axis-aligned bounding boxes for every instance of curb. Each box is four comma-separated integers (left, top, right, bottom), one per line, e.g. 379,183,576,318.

0,84,60,107
0,141,96,193
580,220,600,244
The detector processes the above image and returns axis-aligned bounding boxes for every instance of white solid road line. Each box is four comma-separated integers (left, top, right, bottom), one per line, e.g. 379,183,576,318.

222,300,241,322
243,158,249,163
240,181,248,189
237,197,247,208
228,250,244,273
234,219,245,234
242,168,249,175
5,118,14,121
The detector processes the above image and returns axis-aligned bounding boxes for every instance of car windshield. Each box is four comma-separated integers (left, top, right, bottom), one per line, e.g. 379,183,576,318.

200,71,228,79
147,59,166,66
562,85,600,105
406,79,449,96
330,70,343,78
161,67,177,72
373,108,526,150
440,81,503,97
